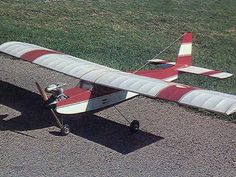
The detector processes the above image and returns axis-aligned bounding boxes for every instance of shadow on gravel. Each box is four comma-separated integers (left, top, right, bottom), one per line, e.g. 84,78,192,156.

0,81,163,154
0,81,53,131
61,115,163,154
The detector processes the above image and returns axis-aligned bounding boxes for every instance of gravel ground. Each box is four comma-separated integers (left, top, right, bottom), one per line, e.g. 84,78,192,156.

0,54,236,177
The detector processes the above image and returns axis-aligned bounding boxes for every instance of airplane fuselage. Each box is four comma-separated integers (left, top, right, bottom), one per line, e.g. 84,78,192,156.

55,68,178,114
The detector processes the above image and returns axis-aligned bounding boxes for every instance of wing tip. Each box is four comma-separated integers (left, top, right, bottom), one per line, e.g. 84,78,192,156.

210,72,233,79
226,103,236,115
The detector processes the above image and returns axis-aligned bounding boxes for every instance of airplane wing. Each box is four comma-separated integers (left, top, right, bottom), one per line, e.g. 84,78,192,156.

0,41,236,115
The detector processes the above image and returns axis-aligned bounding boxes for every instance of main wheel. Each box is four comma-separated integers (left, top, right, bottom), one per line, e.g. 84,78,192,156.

61,124,70,136
129,120,139,133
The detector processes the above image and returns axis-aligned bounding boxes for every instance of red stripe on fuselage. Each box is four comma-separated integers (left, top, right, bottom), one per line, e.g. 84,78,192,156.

57,90,92,107
20,49,62,62
135,67,178,80
57,86,120,107
64,87,88,97
157,85,196,102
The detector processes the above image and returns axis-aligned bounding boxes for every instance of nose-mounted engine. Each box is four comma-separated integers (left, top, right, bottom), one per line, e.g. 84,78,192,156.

45,83,68,107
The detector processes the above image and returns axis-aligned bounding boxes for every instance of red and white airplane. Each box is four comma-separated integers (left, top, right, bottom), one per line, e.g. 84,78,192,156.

0,32,235,135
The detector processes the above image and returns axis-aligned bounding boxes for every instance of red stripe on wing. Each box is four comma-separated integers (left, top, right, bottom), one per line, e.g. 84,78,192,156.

157,85,197,102
21,49,62,62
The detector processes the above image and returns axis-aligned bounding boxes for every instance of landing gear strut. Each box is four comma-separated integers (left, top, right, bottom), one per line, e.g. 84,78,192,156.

36,82,70,136
50,110,70,136
114,106,140,133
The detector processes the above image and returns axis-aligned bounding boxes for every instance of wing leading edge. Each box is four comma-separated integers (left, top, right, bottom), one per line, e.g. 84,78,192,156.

0,41,236,115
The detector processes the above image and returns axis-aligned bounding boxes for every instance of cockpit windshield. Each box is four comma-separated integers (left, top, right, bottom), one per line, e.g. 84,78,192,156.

78,80,94,90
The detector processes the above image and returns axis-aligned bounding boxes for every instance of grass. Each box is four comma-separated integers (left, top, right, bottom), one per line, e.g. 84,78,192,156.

0,0,235,118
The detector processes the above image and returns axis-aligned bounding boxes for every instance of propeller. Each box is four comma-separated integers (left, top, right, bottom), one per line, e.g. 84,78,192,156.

35,82,70,135
35,82,48,102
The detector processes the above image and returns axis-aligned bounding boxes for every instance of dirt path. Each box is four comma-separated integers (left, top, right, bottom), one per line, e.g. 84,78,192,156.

0,54,235,177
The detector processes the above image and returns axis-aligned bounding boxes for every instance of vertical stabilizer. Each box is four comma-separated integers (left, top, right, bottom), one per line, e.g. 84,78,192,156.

176,32,192,66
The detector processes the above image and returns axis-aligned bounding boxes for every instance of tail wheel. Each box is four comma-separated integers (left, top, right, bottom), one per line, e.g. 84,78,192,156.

129,120,139,133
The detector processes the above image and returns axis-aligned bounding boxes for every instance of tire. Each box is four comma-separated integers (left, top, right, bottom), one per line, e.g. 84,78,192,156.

61,124,70,136
129,120,139,133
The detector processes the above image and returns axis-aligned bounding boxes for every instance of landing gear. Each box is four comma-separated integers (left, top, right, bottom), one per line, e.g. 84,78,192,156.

50,109,70,136
35,82,70,136
60,124,70,136
129,120,140,133
114,106,140,133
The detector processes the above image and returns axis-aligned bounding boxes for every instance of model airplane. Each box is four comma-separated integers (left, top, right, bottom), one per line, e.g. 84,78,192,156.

0,32,235,135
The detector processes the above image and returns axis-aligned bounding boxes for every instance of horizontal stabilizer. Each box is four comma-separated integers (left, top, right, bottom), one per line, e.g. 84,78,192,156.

148,59,233,79
148,59,175,66
177,66,233,79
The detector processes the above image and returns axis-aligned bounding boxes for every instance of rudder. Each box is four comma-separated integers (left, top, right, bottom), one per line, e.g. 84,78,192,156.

176,32,192,66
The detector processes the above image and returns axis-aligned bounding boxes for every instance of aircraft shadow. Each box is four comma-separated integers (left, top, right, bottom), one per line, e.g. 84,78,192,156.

0,81,163,154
